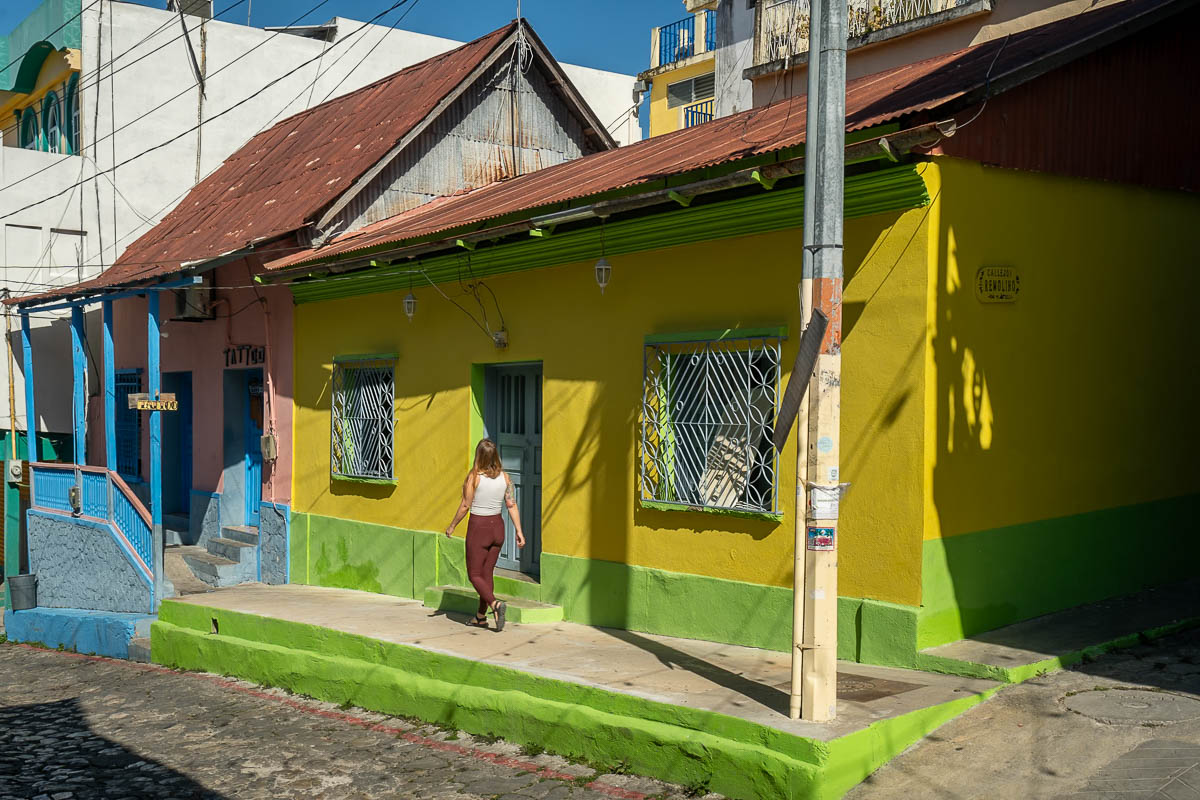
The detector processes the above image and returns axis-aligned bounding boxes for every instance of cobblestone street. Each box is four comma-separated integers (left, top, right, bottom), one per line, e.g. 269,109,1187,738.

0,642,717,800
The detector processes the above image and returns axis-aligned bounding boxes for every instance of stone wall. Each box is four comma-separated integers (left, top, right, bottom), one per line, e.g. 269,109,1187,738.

27,511,152,613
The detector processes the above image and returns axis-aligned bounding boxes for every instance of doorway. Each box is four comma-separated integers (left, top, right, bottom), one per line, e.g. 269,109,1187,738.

161,372,193,516
484,363,542,577
221,368,263,529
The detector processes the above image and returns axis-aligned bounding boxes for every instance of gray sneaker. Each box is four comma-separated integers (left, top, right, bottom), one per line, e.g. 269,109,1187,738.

494,601,507,631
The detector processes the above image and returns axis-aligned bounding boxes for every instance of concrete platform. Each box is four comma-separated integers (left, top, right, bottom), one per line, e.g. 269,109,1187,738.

153,584,1001,799
919,579,1200,682
4,607,154,660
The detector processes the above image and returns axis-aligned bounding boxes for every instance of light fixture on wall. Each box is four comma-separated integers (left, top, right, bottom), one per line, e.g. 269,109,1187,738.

403,289,417,322
595,218,611,295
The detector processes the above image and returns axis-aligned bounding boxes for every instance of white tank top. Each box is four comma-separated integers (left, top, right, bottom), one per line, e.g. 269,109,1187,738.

470,472,507,515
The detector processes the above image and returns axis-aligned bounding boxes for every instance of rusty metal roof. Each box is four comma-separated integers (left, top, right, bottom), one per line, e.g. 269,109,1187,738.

264,0,1186,274
11,22,520,305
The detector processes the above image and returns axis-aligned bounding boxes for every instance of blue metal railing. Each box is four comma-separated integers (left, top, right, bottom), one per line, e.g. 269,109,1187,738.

684,100,715,128
658,15,696,66
657,11,716,67
30,462,154,578
81,470,109,519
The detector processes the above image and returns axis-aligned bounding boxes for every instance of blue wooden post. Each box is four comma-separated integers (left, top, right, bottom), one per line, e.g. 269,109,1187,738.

21,313,35,463
147,292,163,609
102,301,116,473
70,307,86,466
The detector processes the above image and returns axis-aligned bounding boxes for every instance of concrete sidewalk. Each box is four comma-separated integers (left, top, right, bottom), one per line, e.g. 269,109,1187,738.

152,584,1001,800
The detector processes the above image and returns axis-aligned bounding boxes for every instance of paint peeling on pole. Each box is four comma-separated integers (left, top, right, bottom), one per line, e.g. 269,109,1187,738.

791,0,847,724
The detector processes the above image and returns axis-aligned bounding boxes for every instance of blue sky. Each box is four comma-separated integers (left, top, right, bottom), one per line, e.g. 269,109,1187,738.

2,0,685,75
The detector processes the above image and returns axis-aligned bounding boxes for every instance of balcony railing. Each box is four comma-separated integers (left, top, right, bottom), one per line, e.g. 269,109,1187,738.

684,100,715,128
654,10,717,67
758,0,976,65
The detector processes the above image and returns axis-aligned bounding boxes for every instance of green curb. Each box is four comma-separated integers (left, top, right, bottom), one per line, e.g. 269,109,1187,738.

422,585,565,624
913,615,1200,684
152,599,997,800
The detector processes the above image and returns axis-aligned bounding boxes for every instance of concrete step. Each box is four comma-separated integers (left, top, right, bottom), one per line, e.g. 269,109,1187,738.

164,547,214,596
423,585,563,624
128,636,151,663
181,548,253,588
222,525,260,546
207,537,255,563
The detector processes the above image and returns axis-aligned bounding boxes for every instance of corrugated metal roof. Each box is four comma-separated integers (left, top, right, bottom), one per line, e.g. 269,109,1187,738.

12,22,519,304
265,0,1185,274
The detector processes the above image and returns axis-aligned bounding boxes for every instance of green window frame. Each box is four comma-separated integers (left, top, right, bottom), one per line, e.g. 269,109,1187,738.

19,107,39,150
41,91,62,154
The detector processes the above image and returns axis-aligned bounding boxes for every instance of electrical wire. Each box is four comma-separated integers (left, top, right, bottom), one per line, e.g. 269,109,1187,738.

0,0,336,200
313,0,424,106
0,0,101,78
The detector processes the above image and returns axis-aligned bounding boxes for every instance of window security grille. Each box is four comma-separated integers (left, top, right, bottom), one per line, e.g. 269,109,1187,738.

331,358,396,480
667,72,716,108
641,334,782,514
114,370,142,479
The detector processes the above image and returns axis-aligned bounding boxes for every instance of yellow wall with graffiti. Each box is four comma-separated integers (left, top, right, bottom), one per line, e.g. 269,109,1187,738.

291,191,934,607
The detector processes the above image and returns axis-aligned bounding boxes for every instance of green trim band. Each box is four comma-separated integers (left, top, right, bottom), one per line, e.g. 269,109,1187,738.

291,164,930,304
643,326,788,345
333,352,399,363
639,499,784,522
330,475,398,486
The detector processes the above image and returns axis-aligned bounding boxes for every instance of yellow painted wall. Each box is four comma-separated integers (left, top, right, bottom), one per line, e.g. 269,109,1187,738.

292,196,933,607
922,157,1200,543
647,57,715,138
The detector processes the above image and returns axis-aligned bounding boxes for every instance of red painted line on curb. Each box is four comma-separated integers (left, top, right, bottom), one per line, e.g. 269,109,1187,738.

12,643,653,800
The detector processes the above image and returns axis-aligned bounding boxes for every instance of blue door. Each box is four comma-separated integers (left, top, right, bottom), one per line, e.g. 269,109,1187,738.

245,371,263,527
485,364,542,577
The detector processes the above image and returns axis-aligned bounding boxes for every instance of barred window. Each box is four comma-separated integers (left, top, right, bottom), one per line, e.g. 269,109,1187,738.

114,369,142,480
331,356,396,481
640,331,782,515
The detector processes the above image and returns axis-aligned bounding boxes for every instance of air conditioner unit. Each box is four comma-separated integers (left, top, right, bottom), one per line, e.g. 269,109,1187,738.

174,278,214,321
167,0,213,19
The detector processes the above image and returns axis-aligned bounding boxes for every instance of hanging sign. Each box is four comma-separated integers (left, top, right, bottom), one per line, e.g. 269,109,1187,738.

975,266,1020,303
128,393,178,411
225,345,266,368
806,526,836,551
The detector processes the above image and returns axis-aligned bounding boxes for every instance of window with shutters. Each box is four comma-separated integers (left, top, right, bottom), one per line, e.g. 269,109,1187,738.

640,330,783,515
331,356,396,481
115,370,142,480
666,72,716,108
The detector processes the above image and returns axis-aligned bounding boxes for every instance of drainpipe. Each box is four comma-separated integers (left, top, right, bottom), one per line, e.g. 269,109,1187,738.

791,0,846,723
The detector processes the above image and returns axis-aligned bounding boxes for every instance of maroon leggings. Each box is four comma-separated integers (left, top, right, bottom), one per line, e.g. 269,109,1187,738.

466,513,505,615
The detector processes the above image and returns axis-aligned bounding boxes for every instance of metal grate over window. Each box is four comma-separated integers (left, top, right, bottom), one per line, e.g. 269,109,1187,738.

641,333,782,515
331,357,396,480
114,370,142,480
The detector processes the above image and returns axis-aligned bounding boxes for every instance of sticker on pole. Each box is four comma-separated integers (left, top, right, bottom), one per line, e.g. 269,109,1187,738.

807,526,836,551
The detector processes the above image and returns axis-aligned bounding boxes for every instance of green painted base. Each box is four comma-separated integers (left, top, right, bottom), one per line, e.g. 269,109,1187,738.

919,494,1200,649
152,599,997,800
422,585,564,624
291,510,922,668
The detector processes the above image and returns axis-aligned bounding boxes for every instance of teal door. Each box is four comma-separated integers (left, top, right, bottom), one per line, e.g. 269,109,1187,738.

485,364,542,576
245,371,263,527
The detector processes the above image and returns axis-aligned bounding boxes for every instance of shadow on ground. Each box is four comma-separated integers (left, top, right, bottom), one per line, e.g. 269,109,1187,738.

0,696,224,799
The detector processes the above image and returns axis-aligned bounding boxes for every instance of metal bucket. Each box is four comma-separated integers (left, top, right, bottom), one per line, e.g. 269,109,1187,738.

8,574,36,611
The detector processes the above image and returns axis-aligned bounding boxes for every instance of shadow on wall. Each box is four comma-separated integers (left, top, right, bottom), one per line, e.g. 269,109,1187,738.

0,696,225,798
927,165,1199,645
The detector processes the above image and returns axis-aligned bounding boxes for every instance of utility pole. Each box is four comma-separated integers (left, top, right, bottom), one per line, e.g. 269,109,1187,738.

791,0,847,723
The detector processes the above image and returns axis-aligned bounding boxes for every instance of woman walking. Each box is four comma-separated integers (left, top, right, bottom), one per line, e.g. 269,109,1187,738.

445,439,525,631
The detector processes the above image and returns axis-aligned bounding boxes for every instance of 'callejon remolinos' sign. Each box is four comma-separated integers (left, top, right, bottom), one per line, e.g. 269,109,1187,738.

225,345,267,367
975,266,1021,303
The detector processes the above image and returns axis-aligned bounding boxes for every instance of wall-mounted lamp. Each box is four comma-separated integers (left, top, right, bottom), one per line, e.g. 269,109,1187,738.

595,257,612,295
403,291,417,322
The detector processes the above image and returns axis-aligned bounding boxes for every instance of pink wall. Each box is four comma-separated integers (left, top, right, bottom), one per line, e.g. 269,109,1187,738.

87,257,294,506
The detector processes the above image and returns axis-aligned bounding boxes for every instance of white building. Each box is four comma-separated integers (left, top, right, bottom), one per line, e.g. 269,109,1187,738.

0,0,639,455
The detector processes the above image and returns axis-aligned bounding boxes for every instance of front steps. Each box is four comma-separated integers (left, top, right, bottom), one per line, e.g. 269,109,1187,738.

423,585,564,624
176,525,260,589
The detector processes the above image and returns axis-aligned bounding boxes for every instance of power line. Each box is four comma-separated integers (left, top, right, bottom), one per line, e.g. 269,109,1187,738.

0,0,336,199
0,0,101,78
